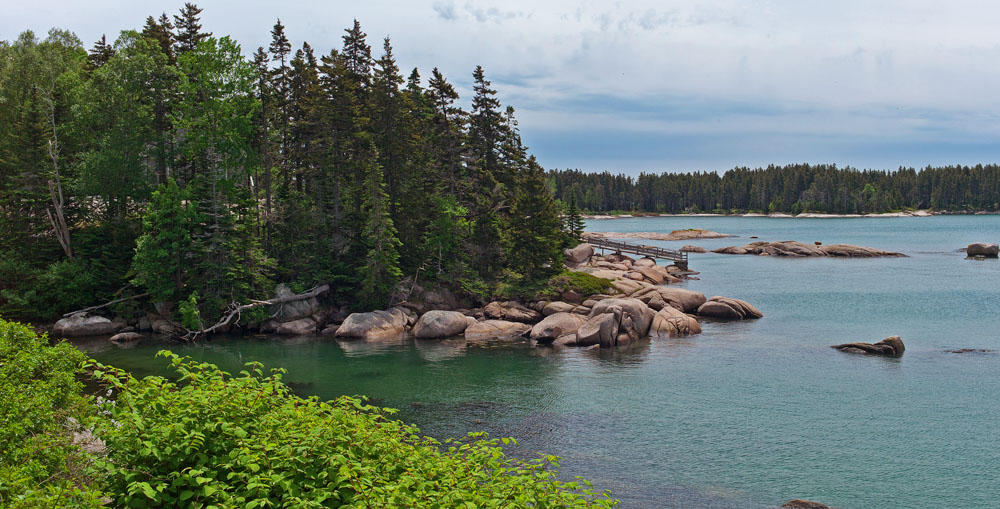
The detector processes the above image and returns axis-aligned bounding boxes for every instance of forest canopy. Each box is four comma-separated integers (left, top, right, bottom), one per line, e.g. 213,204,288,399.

0,4,570,324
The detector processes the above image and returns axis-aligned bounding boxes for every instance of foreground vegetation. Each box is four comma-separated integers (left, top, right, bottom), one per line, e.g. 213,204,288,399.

0,318,616,507
0,3,576,326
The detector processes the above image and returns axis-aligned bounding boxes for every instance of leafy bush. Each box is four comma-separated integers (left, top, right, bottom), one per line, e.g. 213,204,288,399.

540,270,613,300
0,319,104,507
0,257,105,321
88,352,617,508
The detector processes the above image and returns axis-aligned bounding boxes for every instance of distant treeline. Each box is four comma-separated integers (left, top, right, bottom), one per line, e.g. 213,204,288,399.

548,164,1000,214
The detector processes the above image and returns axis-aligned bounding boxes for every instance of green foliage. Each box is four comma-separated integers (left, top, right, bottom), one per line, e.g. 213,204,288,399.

178,292,203,330
540,270,613,300
0,319,104,507
0,256,104,320
131,178,198,303
88,351,616,507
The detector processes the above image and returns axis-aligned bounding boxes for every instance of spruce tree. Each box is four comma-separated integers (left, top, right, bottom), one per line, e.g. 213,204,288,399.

173,2,210,53
564,194,585,241
358,144,402,310
86,35,114,70
508,157,563,282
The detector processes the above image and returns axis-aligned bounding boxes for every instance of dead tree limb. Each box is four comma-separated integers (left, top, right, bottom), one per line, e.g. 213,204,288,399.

63,292,151,317
182,284,329,341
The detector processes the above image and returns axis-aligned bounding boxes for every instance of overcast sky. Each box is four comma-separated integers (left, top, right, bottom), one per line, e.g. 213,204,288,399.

5,0,1000,174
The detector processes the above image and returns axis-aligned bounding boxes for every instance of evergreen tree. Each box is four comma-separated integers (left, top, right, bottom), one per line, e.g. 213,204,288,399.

86,34,114,70
358,144,402,309
131,179,197,303
173,2,210,54
508,157,563,282
564,195,585,241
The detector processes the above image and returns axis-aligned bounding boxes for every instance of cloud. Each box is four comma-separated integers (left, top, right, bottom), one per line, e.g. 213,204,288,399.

6,0,1000,173
432,1,457,21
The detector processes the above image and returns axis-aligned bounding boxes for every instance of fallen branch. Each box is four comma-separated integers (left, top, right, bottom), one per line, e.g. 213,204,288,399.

63,292,150,318
182,284,329,341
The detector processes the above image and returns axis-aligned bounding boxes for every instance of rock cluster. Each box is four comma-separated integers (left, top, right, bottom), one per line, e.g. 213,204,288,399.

713,240,906,257
52,314,125,337
832,336,905,357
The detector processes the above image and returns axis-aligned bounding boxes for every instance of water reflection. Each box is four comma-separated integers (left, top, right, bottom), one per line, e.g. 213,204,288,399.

335,335,409,356
413,337,468,362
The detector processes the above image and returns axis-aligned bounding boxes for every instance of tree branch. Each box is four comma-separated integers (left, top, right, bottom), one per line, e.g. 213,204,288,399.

181,284,329,341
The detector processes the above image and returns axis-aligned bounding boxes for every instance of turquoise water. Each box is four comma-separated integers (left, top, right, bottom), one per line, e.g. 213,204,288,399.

81,216,1000,508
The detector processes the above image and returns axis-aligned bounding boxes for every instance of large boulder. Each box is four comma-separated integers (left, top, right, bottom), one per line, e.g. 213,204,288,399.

542,301,576,316
464,320,532,341
335,308,408,340
52,314,124,337
832,336,905,357
392,280,466,313
413,310,473,339
967,242,999,258
697,296,762,320
564,243,594,265
633,257,656,267
272,283,321,321
656,288,707,313
277,317,317,335
650,306,702,338
572,297,656,347
574,313,618,347
530,312,587,341
483,301,542,323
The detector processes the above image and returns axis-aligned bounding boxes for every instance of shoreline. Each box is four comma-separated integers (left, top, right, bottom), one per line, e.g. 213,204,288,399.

583,209,999,219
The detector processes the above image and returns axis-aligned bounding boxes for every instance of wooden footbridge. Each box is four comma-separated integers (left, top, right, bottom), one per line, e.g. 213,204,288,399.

585,236,689,269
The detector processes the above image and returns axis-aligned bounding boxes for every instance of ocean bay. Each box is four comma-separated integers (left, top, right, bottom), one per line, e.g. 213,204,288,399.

83,215,1000,508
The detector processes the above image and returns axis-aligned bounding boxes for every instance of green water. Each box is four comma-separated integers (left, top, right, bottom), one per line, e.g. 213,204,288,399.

81,216,1000,508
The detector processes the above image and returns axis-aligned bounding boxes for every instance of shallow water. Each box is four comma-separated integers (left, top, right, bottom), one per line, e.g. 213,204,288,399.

82,216,1000,508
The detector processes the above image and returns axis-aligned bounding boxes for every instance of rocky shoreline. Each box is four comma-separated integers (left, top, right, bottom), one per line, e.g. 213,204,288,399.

712,240,907,258
50,242,762,349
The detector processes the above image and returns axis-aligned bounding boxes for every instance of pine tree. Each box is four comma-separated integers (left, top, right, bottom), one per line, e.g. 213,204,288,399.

141,14,174,62
358,144,402,309
173,2,210,53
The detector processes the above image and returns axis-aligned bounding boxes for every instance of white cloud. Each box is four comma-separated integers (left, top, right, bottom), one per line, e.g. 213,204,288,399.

5,0,1000,171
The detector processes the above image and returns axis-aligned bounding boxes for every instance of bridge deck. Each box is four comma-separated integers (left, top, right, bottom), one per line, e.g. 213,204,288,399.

585,236,689,269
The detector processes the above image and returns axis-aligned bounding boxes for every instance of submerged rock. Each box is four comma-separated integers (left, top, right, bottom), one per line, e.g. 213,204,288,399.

52,314,124,337
413,310,475,339
966,242,999,257
697,296,763,320
781,500,831,509
832,335,905,357
109,331,142,343
335,308,408,340
713,240,905,257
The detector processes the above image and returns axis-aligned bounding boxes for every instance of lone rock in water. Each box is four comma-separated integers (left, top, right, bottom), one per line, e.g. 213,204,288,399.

832,336,905,357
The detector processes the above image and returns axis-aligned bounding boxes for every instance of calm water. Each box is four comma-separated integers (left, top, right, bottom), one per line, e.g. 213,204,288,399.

80,216,1000,508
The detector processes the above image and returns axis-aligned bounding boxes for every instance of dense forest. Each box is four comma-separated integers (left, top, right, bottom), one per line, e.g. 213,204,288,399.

550,164,1000,214
0,4,574,324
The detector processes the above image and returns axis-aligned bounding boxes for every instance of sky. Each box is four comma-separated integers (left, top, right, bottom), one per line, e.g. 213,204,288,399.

5,0,1000,175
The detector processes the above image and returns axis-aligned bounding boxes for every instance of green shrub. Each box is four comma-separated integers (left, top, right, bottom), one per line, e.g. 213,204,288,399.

0,319,104,507
540,270,613,300
88,352,617,508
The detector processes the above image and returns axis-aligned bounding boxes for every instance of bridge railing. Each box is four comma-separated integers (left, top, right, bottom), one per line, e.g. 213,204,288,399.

584,236,688,267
